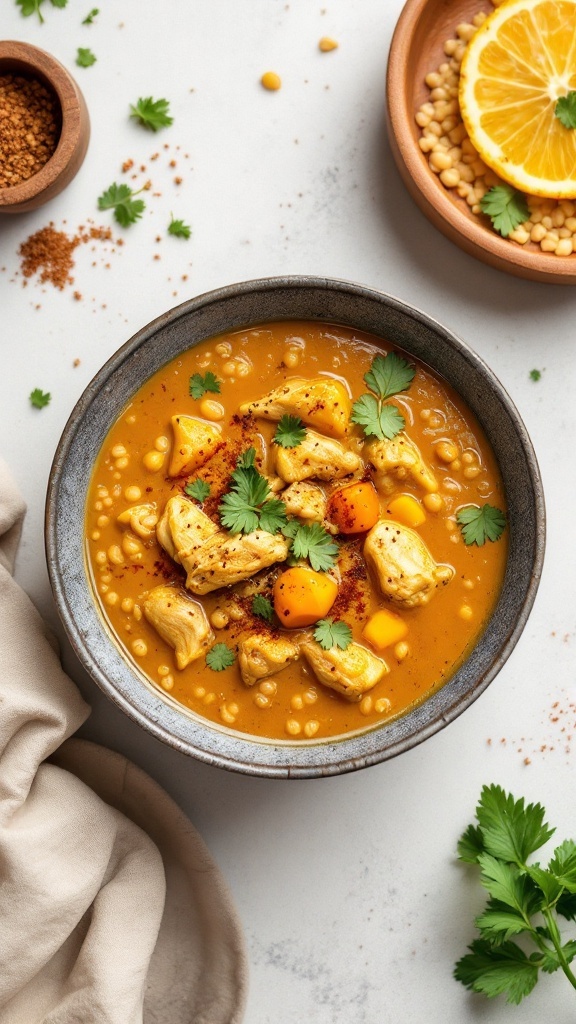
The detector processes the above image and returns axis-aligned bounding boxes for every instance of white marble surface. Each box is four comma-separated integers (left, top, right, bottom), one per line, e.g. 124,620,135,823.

2,2,576,1021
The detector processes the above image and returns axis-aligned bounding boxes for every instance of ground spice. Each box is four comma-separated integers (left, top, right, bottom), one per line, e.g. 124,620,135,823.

0,74,60,188
18,222,114,289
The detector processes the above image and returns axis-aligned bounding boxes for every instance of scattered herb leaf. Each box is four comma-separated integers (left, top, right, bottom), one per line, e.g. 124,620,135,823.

351,351,413,442
184,479,210,503
313,618,353,651
17,0,66,21
364,351,415,401
29,388,51,409
168,216,192,239
455,784,576,1005
273,414,306,448
351,393,405,441
456,504,507,546
82,7,99,23
218,449,287,535
530,368,542,382
76,47,96,67
97,182,145,227
129,96,173,132
252,594,274,622
555,91,576,130
189,371,221,399
284,521,339,572
205,643,235,671
480,185,529,238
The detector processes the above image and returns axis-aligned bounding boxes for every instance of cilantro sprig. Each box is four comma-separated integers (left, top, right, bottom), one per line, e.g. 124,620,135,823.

76,47,96,67
252,594,274,622
351,352,414,441
218,448,288,535
168,216,192,239
455,784,576,1005
97,182,146,227
480,185,529,238
130,97,173,132
205,643,235,672
16,0,67,23
283,520,339,572
29,388,51,409
555,92,576,130
82,7,98,23
313,618,353,651
189,371,221,399
456,504,506,546
273,415,306,448
184,479,210,503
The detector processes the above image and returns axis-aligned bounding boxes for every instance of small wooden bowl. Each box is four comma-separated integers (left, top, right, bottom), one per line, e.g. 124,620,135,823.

386,0,576,284
0,40,90,214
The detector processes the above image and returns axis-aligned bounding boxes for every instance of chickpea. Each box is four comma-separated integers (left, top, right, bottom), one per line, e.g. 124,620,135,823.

435,440,458,463
124,485,142,502
121,597,134,614
291,694,304,711
304,720,320,738
394,641,410,661
360,695,374,716
107,545,124,566
375,697,392,714
459,605,474,621
200,398,225,421
285,718,301,736
259,680,277,697
261,71,281,91
91,531,101,541
254,693,270,708
193,685,206,699
111,444,127,458
143,450,165,471
105,592,119,606
132,639,148,657
125,414,137,425
154,435,170,452
115,457,129,471
160,675,174,691
210,609,229,630
423,492,444,513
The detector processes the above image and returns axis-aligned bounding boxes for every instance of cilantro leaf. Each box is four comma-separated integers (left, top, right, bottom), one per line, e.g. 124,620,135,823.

168,216,192,239
258,497,288,534
252,594,274,622
76,47,96,67
184,479,210,503
287,521,339,572
555,91,576,129
549,840,576,893
50,0,67,7
364,352,415,400
273,415,306,448
457,823,485,864
456,504,506,546
237,447,256,469
475,900,534,943
351,394,405,441
189,371,221,399
130,96,173,132
16,0,45,19
313,618,353,651
480,184,529,237
82,7,99,23
29,388,51,409
97,182,145,227
530,368,542,382
205,643,235,671
454,939,539,1004
475,785,553,863
218,450,287,535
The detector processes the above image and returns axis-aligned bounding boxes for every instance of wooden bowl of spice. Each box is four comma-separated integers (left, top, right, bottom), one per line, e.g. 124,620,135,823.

0,40,90,214
386,0,576,284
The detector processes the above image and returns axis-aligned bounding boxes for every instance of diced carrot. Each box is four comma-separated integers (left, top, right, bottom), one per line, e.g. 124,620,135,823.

362,608,408,651
386,494,426,528
328,481,380,534
273,567,338,628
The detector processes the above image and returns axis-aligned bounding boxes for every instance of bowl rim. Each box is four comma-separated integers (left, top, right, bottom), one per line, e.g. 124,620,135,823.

45,275,546,778
386,0,576,284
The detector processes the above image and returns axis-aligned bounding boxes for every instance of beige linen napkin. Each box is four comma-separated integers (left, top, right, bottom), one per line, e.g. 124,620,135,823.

0,458,248,1024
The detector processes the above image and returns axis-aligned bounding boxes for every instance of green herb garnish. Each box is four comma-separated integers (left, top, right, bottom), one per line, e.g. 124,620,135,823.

16,0,67,23
555,92,576,130
530,368,542,382
82,7,99,23
29,388,51,409
168,216,192,239
184,479,210,503
480,185,530,238
218,448,287,535
76,47,96,67
456,504,506,546
252,594,274,622
313,618,353,651
130,96,173,132
189,371,221,399
97,183,146,227
273,415,306,448
455,784,576,1005
205,643,235,671
351,352,414,441
283,520,339,572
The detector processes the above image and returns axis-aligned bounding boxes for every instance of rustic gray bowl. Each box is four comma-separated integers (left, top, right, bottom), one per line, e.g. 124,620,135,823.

45,277,545,779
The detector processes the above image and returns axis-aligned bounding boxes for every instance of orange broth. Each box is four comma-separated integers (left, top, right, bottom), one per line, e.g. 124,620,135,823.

85,321,507,741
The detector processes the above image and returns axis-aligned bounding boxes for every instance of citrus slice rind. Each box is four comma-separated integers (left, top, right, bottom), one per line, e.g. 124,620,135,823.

459,0,576,198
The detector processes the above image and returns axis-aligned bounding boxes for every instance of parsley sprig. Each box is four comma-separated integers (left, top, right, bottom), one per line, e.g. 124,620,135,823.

283,520,339,572
455,784,576,1005
218,448,288,535
189,371,221,399
16,0,67,23
130,97,173,132
29,388,51,409
480,185,529,238
456,504,506,546
313,618,353,650
168,216,192,239
98,182,146,227
206,643,235,671
555,92,576,130
351,352,414,441
273,415,306,448
82,7,98,23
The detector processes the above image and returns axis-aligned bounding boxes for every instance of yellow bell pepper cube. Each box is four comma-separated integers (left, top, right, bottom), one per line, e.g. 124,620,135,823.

386,494,426,528
362,608,408,651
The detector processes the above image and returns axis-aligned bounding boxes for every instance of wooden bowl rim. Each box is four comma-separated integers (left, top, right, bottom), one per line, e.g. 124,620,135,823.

0,40,85,207
387,0,576,283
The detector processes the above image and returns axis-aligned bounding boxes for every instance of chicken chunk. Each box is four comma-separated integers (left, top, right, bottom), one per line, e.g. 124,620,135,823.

168,414,223,477
365,434,438,494
156,495,219,564
183,530,290,595
238,633,300,687
281,481,327,522
275,429,361,483
300,639,388,701
117,503,158,539
239,378,351,437
143,585,214,669
363,519,454,608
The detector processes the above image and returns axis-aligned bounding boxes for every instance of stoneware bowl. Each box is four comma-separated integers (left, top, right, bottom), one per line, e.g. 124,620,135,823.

0,40,90,214
386,0,576,284
46,277,545,779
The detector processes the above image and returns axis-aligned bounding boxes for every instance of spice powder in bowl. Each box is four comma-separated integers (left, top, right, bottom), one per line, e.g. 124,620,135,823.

0,73,60,189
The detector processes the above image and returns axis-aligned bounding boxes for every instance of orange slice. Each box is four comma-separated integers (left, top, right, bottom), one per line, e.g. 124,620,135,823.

459,0,576,197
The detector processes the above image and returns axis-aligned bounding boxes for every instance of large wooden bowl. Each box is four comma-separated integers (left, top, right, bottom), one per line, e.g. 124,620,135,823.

386,0,576,284
0,41,90,214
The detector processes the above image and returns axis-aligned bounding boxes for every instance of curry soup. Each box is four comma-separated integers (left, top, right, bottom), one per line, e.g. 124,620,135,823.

85,321,507,741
